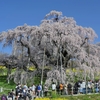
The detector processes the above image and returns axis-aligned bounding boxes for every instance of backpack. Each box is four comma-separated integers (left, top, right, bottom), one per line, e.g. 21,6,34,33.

1,95,7,100
68,84,72,89
56,84,60,90
95,83,98,88
16,87,20,93
37,85,41,91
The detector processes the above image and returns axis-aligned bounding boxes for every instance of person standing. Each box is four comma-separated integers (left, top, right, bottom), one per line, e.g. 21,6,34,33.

52,82,56,91
59,83,64,95
44,84,48,96
98,79,100,93
74,82,80,94
95,81,99,93
82,80,86,94
67,83,72,95
51,82,56,96
56,83,60,94
31,84,36,99
37,84,41,97
64,83,68,95
1,94,7,100
39,84,43,97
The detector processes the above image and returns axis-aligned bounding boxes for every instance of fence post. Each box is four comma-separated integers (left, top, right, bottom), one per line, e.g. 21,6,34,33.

0,87,3,92
72,86,73,95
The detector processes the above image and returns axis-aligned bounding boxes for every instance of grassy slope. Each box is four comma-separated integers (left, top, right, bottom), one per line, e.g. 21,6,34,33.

65,94,100,100
34,94,100,100
0,75,16,95
0,75,100,100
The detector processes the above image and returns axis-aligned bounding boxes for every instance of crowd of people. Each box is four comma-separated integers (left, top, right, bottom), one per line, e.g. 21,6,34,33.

1,79,100,100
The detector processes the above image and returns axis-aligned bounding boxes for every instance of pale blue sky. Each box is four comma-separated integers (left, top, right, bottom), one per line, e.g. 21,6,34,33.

0,0,100,54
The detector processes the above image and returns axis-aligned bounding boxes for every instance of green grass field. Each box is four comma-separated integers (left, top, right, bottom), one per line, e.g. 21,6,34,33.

0,75,100,100
63,94,100,100
0,75,16,95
